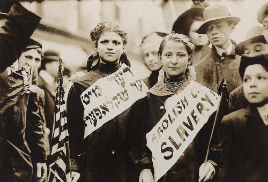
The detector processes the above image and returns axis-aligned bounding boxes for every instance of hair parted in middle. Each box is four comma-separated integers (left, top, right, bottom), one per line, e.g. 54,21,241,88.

90,21,128,48
158,33,195,57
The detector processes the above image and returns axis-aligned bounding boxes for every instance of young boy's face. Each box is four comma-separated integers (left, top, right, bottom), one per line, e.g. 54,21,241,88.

243,42,268,57
206,19,234,49
243,64,268,104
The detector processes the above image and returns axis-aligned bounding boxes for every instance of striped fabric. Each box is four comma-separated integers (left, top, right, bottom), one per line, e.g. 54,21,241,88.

48,58,71,182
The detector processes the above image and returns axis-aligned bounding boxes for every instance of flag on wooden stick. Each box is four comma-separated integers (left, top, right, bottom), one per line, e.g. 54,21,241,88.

48,57,72,182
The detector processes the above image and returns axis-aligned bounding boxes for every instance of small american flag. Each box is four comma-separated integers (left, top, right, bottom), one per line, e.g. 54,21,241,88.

48,58,72,182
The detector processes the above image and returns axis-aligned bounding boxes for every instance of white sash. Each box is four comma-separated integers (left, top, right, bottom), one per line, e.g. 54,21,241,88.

81,63,149,138
146,80,220,181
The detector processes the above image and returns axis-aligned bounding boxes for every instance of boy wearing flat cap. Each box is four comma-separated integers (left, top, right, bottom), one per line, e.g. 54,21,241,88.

194,5,242,95
219,55,268,182
229,26,268,112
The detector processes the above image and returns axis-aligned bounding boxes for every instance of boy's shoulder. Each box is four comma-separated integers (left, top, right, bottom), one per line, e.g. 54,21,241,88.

222,108,248,123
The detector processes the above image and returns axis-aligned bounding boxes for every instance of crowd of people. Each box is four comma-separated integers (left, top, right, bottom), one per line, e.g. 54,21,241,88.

0,0,268,182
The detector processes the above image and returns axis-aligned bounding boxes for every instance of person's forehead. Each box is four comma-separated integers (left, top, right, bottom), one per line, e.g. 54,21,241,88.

244,41,266,48
207,19,228,27
23,48,42,56
98,31,122,41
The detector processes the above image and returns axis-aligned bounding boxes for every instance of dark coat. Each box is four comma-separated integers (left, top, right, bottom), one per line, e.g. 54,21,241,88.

191,45,211,66
0,70,46,182
67,62,135,182
128,69,218,182
143,69,160,89
219,105,268,182
194,41,242,95
0,2,41,73
229,85,249,112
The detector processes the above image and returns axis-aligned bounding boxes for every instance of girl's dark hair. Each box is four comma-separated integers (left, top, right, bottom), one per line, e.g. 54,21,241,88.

239,54,268,79
90,21,128,48
158,33,195,57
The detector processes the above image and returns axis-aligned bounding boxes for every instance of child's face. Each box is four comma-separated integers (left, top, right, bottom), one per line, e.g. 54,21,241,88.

189,20,208,46
206,19,234,49
97,32,124,63
243,42,268,57
160,40,189,79
18,48,42,70
243,64,268,104
141,35,162,71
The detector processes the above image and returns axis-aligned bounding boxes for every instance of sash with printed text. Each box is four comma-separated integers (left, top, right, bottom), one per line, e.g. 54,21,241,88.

146,80,220,181
81,63,149,138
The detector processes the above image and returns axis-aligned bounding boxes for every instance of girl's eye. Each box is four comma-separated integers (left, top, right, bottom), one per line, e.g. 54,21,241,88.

165,54,171,57
113,41,121,45
100,40,109,45
152,51,158,56
177,53,186,58
144,53,149,58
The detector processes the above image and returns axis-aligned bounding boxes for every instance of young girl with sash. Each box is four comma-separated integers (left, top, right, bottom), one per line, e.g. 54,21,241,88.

128,33,218,182
67,21,139,182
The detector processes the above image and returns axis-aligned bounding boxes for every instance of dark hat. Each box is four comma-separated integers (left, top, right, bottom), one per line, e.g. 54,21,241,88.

24,39,42,51
197,5,240,34
239,54,268,79
235,26,266,56
42,50,59,62
257,2,268,23
172,7,204,35
40,49,59,70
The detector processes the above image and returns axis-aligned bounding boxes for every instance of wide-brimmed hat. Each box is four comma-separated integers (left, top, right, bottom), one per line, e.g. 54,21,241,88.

235,26,266,56
197,5,240,34
257,2,268,23
172,7,204,35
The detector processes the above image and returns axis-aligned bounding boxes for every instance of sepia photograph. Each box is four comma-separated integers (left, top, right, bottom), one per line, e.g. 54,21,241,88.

0,0,267,181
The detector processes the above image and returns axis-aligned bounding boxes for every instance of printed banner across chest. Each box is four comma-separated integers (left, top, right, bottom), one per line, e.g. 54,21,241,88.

146,80,220,181
81,63,149,138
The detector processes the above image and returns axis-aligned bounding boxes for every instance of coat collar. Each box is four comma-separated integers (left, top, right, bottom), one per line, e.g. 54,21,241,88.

211,39,237,61
75,68,103,89
149,66,196,96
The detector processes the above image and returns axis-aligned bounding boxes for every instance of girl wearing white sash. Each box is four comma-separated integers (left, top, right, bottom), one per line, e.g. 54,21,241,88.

128,33,217,182
67,21,135,182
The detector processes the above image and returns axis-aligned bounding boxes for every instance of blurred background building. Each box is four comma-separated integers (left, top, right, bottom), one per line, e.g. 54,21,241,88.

17,0,268,78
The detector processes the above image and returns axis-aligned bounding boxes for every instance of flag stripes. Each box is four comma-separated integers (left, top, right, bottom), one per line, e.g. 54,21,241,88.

48,57,71,182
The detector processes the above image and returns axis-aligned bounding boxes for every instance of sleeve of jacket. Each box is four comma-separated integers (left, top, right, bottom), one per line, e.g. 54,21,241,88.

0,2,41,73
218,115,236,182
25,88,47,162
66,83,87,172
127,96,153,172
